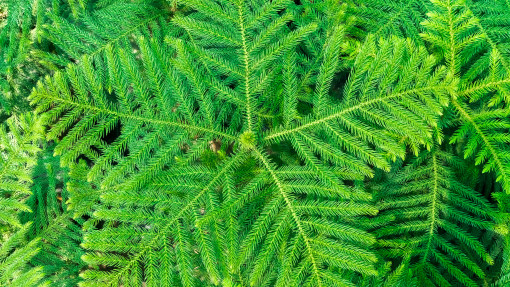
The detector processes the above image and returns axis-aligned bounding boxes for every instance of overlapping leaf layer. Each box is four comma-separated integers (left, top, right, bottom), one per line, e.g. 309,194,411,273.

0,0,509,286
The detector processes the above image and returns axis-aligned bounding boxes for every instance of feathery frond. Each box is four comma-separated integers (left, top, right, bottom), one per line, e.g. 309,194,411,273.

377,147,495,286
1,0,509,285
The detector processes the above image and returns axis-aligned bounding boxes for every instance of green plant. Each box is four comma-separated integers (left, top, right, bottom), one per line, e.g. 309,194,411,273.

1,0,509,286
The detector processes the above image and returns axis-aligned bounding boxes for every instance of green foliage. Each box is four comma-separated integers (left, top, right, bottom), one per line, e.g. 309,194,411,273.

0,113,45,287
0,114,91,286
377,147,495,286
20,148,88,286
0,113,43,231
347,0,432,45
1,0,509,286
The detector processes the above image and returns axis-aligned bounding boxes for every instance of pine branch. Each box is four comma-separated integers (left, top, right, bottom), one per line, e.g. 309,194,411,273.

376,147,495,286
